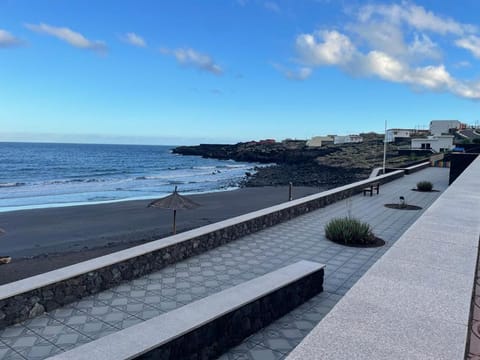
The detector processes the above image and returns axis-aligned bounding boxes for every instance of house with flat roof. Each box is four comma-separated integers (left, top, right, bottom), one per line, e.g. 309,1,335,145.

306,136,334,147
430,120,466,135
386,128,430,142
411,135,454,152
333,135,363,145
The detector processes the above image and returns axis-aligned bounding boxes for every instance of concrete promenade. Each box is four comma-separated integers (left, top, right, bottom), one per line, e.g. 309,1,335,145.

288,158,480,360
0,168,448,360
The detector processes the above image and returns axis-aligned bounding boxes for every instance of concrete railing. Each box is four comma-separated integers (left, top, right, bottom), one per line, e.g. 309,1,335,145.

387,160,430,175
287,156,480,359
0,169,404,329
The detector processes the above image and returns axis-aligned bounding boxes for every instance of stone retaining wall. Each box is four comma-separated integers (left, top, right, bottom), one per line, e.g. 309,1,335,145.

0,170,404,329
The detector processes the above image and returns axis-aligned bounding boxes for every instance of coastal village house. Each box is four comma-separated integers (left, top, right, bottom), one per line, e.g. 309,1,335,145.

430,120,466,136
333,135,363,145
386,128,430,142
306,136,334,147
411,135,455,152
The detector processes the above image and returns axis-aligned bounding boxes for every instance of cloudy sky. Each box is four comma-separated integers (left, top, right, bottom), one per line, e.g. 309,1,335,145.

1,0,479,144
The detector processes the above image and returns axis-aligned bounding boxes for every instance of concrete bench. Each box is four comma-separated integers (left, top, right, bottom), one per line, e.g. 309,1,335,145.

49,260,325,360
363,182,380,196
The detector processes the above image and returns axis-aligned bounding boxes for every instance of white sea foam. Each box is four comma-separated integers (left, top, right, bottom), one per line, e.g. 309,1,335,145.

0,142,258,212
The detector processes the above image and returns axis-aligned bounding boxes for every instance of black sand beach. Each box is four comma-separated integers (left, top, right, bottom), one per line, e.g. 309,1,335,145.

0,186,320,284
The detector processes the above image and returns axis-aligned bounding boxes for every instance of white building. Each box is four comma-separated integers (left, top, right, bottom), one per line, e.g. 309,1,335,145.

386,128,430,142
333,135,363,145
306,136,334,147
411,135,454,153
429,120,463,136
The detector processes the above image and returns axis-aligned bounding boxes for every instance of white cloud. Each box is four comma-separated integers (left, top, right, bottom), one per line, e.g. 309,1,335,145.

347,13,443,63
349,21,408,58
285,2,480,100
292,28,480,99
358,2,475,35
25,23,107,53
237,0,248,6
363,50,409,83
295,30,355,66
122,32,146,47
456,35,480,59
454,60,471,68
160,47,223,75
286,67,312,80
407,33,441,61
451,81,480,99
273,64,312,80
264,1,280,13
0,29,22,48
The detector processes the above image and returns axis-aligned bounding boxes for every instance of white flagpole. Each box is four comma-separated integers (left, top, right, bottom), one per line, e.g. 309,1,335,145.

383,120,387,175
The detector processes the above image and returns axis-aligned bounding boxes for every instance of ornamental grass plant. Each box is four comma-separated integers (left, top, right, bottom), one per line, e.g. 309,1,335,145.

416,181,433,192
325,217,375,245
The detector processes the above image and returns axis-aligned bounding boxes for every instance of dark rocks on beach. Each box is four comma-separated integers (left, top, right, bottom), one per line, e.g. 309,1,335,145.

172,141,336,164
242,163,369,188
172,140,376,188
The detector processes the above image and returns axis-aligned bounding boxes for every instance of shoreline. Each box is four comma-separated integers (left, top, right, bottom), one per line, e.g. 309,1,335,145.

0,185,242,214
0,185,321,284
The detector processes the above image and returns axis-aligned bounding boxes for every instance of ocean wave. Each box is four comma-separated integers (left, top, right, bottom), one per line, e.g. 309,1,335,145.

87,196,119,201
191,166,216,170
169,180,185,185
136,175,165,180
215,164,249,169
0,182,26,188
46,178,103,185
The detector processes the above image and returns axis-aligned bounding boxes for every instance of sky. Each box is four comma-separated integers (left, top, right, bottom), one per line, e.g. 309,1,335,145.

0,0,479,145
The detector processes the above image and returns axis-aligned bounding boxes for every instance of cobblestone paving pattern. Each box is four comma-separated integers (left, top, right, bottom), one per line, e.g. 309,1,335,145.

0,168,448,359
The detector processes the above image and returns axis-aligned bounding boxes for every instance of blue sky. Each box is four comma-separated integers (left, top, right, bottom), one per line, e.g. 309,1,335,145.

1,0,479,145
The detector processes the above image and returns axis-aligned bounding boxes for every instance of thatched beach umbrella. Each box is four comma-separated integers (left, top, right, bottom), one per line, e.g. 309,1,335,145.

148,186,200,235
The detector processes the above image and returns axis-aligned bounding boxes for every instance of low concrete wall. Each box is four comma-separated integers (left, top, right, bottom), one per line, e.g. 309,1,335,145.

387,161,430,175
49,261,325,360
0,170,404,329
403,161,430,174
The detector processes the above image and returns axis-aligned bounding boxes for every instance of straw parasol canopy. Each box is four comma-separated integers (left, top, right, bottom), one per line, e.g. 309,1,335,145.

148,186,200,235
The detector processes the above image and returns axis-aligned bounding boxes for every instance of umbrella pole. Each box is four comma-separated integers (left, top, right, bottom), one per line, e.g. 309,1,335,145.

173,209,177,235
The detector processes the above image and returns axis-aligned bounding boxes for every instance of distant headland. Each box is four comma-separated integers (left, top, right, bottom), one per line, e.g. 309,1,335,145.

173,132,428,189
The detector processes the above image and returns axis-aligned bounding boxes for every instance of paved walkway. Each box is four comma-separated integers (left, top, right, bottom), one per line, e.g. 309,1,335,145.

0,168,448,360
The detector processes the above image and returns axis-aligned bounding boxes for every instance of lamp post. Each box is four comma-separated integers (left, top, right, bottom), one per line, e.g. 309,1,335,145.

383,120,387,175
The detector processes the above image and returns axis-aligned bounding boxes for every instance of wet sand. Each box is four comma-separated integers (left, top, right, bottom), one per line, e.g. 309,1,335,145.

0,186,321,284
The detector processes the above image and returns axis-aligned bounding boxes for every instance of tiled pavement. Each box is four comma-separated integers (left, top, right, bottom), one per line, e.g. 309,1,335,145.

0,168,448,360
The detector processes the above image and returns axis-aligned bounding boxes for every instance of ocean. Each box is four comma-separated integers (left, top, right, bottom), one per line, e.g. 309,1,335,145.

0,142,258,212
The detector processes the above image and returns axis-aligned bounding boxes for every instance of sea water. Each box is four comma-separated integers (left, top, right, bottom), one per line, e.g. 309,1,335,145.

0,142,258,212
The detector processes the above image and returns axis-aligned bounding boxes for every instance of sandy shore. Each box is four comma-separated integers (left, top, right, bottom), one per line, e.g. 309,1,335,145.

0,186,321,284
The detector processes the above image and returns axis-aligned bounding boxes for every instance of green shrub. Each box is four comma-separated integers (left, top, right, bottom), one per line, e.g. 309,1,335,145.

416,181,433,191
325,217,374,245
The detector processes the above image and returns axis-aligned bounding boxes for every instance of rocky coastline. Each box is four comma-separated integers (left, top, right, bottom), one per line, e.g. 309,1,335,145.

172,134,414,189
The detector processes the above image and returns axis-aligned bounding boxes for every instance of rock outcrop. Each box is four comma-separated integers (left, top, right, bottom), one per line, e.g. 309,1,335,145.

173,134,425,188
